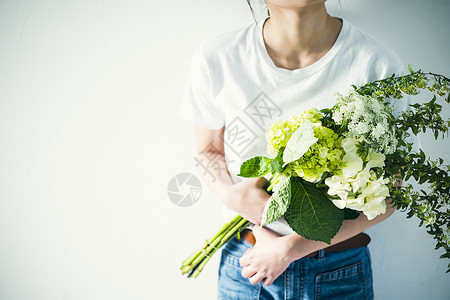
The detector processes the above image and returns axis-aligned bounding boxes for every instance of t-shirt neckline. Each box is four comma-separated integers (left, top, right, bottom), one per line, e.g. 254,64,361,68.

255,16,348,77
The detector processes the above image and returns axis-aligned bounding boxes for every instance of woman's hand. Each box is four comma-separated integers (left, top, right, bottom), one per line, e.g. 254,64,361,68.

221,177,270,225
239,226,294,286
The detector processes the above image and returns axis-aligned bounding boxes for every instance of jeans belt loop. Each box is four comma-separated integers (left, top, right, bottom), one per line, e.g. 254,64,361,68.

317,249,326,260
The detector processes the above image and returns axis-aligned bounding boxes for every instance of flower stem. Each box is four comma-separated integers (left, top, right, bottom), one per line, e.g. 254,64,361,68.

267,173,282,192
180,215,249,277
191,217,250,278
181,173,276,278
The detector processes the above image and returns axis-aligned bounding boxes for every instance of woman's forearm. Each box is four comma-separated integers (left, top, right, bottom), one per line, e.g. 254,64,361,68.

284,200,397,261
284,170,402,260
193,126,236,205
194,146,236,205
193,126,269,224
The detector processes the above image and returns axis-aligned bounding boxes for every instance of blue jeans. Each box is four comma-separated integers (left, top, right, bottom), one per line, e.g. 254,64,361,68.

218,236,374,300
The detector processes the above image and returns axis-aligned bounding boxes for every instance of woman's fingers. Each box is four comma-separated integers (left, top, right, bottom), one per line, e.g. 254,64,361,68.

241,265,256,279
238,227,290,286
239,247,252,267
262,276,275,286
248,271,266,285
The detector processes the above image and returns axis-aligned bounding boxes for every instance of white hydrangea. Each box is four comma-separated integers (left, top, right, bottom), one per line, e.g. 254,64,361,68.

325,137,390,220
371,123,386,139
332,92,396,154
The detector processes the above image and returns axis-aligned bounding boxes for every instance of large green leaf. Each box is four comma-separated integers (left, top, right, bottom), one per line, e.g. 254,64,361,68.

261,177,291,226
343,208,360,220
238,156,272,178
285,177,344,244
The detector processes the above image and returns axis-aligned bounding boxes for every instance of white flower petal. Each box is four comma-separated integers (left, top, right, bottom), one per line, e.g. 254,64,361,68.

341,137,359,154
332,199,347,209
342,153,363,178
365,151,386,169
362,196,387,220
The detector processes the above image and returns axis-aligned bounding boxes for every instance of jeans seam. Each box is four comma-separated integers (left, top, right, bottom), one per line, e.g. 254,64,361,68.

221,249,243,270
299,265,304,300
361,255,367,300
365,247,373,299
315,275,321,300
315,260,365,299
316,261,362,281
254,282,260,300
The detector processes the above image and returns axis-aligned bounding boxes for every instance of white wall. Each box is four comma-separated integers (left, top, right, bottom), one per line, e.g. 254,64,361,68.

0,1,448,299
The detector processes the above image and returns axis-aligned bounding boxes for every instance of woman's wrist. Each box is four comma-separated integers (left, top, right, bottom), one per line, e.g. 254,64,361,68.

283,233,325,261
217,182,242,212
283,234,305,261
214,177,270,225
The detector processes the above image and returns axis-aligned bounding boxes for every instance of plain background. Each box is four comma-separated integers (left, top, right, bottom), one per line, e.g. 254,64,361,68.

0,0,449,299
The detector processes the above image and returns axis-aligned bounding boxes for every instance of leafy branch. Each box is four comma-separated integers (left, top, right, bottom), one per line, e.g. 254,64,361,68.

355,68,450,103
355,68,450,271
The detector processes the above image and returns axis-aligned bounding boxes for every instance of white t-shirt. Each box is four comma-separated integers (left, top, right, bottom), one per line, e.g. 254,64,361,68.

180,17,410,235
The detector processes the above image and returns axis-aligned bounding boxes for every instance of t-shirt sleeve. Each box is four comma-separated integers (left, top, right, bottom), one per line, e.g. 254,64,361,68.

179,44,225,130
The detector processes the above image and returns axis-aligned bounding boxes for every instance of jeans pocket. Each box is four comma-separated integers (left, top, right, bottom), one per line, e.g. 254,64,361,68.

315,260,370,300
218,249,259,300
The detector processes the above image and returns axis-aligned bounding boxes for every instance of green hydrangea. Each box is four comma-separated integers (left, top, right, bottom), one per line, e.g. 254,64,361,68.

291,126,344,183
266,108,323,156
266,108,344,183
291,108,323,126
266,120,294,156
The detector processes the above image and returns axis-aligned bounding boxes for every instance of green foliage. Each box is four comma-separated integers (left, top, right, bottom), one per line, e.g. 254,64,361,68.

238,156,272,177
261,177,291,226
343,208,360,220
271,147,285,173
355,69,450,103
284,177,344,244
355,68,450,271
319,108,338,130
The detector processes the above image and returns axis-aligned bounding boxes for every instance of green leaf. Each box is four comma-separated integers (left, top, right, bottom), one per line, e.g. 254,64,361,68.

238,156,272,178
283,120,318,165
271,147,285,173
261,177,291,226
284,177,344,244
343,208,360,220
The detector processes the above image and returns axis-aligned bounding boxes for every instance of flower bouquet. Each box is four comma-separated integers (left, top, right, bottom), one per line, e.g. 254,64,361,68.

180,68,450,278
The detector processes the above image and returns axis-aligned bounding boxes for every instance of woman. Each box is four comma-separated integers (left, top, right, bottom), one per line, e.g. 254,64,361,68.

180,1,406,299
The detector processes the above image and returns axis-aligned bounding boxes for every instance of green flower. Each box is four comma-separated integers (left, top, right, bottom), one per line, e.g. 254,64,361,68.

265,108,323,156
291,126,344,183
